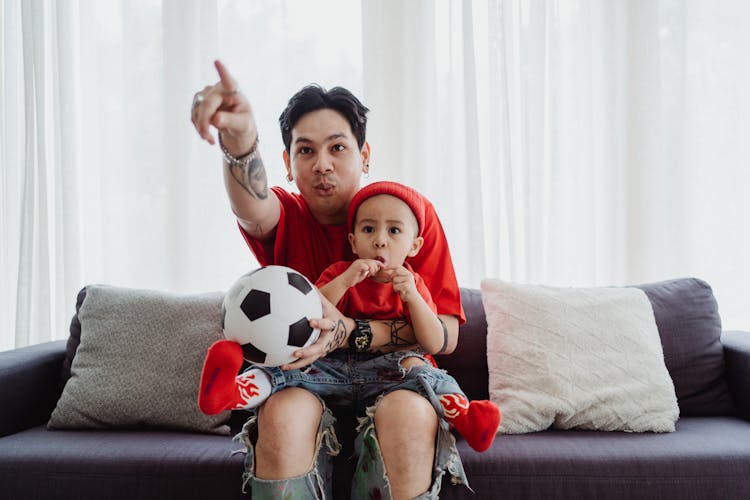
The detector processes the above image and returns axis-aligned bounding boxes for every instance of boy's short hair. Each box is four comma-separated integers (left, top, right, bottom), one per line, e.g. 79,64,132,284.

278,84,369,153
347,181,426,236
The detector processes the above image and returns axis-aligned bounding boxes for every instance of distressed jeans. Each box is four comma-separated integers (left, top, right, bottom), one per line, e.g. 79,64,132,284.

237,349,470,499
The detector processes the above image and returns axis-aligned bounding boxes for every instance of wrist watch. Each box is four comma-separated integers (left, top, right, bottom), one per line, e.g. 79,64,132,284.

350,319,373,353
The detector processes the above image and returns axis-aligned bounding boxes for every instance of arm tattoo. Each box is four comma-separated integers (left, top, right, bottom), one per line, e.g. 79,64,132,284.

370,320,415,354
324,319,347,354
436,317,449,354
389,320,411,346
227,154,269,200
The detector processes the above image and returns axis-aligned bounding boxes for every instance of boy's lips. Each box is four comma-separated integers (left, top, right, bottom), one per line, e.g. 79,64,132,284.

374,256,386,264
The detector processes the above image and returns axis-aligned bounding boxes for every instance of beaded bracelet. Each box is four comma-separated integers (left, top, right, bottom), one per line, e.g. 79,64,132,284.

219,132,259,168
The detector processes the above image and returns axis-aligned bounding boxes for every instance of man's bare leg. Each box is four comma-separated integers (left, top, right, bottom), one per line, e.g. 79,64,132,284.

375,388,438,499
256,387,323,478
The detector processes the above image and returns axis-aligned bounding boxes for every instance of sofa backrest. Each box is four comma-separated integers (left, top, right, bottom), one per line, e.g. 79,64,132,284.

438,279,737,417
436,288,490,401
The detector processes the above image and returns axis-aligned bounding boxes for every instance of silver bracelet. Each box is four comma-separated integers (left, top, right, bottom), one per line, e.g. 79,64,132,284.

219,133,259,168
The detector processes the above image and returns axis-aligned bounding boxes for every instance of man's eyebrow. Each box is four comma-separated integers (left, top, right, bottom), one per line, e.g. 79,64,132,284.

293,133,348,145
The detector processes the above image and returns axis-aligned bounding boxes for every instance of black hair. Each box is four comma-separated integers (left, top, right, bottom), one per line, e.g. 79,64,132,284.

278,84,369,153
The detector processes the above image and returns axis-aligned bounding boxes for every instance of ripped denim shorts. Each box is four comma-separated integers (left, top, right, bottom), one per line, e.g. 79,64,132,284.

237,349,470,499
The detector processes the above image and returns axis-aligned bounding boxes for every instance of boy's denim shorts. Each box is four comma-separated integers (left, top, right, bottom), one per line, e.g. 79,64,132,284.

236,349,470,499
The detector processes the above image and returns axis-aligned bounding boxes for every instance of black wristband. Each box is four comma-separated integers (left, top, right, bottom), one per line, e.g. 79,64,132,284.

350,319,373,353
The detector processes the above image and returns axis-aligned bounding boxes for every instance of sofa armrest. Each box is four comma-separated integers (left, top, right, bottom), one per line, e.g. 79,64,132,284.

0,340,66,436
722,330,750,421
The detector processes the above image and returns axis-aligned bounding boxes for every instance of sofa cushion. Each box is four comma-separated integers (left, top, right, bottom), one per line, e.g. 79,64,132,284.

0,425,246,500
443,417,750,500
49,285,229,434
482,279,679,434
635,278,735,416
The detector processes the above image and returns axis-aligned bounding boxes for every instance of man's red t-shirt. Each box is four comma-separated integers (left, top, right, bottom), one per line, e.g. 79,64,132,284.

239,186,465,324
315,261,436,322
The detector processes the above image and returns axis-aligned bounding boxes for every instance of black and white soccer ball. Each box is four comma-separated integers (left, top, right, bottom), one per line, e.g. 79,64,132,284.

222,265,322,366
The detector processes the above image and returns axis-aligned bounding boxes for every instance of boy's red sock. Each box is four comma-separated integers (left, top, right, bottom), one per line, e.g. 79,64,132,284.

198,340,245,415
198,340,273,415
439,394,501,452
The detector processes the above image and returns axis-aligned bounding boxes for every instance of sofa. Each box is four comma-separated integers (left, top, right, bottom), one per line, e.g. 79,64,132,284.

1,278,749,499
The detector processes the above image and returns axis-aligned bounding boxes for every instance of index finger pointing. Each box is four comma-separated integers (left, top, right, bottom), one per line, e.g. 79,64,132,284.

214,59,238,92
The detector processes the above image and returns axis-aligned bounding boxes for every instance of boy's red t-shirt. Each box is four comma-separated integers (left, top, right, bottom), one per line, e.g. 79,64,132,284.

239,186,465,324
315,261,436,322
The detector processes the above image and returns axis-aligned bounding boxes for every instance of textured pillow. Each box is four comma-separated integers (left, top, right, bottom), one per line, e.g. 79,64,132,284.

482,279,679,434
48,285,229,435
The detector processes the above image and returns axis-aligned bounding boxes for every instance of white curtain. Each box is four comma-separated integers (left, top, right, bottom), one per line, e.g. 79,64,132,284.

3,0,749,350
364,0,750,329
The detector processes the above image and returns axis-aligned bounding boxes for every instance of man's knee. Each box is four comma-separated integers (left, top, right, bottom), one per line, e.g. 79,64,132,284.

375,389,438,445
256,387,322,477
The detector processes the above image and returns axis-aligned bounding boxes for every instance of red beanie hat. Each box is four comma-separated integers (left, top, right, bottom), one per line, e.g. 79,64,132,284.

347,181,426,236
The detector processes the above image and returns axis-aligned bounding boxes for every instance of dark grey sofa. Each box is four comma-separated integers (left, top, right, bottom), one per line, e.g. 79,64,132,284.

1,280,749,499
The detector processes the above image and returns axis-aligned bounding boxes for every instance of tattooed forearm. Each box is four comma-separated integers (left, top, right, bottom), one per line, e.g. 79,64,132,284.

324,319,347,354
227,153,269,200
436,317,449,354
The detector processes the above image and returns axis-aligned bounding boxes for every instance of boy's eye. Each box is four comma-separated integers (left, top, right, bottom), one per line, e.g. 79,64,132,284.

362,226,374,233
389,227,401,234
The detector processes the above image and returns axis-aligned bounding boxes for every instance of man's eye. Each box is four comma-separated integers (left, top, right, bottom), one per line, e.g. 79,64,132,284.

299,147,312,154
332,144,345,152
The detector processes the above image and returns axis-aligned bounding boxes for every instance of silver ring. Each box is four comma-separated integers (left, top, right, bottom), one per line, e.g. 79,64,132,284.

191,93,205,109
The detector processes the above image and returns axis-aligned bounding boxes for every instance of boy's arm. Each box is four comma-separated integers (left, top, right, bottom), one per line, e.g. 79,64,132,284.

406,296,451,355
318,277,351,307
373,267,458,355
319,259,384,306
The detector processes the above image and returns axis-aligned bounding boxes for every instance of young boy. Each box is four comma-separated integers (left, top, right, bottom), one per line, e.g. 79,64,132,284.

200,182,501,452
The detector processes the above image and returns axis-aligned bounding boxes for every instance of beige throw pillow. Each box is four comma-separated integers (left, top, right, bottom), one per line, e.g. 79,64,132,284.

482,279,679,434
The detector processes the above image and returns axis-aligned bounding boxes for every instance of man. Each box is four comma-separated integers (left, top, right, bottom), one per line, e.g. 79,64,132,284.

191,60,466,499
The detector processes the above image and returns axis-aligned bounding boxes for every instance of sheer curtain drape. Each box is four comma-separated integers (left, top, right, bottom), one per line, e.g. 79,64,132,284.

363,0,749,329
3,0,749,350
1,0,363,350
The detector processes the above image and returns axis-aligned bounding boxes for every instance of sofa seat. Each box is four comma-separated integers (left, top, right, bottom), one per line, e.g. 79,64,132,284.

0,426,246,499
2,417,748,500
445,417,750,499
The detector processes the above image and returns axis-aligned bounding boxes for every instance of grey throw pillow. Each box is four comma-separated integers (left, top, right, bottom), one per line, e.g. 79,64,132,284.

48,285,230,434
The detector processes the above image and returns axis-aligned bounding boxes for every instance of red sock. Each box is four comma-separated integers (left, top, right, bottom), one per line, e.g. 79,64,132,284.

198,340,244,415
439,394,501,452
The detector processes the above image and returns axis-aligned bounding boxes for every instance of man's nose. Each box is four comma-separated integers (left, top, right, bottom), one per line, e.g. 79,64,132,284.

313,153,334,174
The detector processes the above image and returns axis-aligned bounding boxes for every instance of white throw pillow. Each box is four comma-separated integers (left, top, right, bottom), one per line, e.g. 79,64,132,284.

481,279,679,434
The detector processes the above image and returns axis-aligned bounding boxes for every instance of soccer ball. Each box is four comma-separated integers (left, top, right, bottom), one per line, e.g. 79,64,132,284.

222,265,322,366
